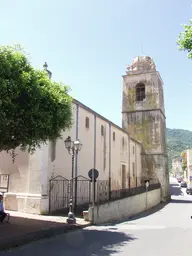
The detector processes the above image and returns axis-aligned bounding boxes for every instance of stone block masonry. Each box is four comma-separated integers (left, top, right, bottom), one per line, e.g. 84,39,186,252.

87,188,161,224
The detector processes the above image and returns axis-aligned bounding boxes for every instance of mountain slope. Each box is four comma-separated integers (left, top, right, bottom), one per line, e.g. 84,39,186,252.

166,128,192,171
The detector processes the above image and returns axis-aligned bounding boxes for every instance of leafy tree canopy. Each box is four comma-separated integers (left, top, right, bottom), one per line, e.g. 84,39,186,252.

0,44,73,154
166,128,192,172
180,150,187,171
177,19,192,59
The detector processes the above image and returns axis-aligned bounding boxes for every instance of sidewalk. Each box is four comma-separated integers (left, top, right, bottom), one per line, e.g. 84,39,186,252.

0,211,90,251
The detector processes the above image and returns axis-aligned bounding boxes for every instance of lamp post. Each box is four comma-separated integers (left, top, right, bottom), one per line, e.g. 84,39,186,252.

64,136,82,224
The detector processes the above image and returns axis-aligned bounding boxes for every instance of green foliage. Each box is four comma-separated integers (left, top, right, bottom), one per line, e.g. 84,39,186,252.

180,151,187,171
166,128,192,171
177,19,192,59
0,44,73,154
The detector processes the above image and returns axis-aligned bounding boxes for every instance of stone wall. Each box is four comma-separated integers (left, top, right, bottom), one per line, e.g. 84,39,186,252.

87,188,161,224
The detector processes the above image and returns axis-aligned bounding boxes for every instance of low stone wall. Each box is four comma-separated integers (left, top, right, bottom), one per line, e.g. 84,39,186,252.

4,193,49,214
87,188,161,224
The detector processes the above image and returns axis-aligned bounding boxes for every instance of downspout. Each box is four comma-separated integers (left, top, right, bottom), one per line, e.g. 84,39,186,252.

75,104,79,177
109,124,111,199
128,135,131,188
135,142,137,186
93,114,96,169
74,104,79,210
92,114,97,224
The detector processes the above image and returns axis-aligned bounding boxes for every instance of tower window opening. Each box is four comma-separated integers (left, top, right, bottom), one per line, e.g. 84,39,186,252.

136,83,145,102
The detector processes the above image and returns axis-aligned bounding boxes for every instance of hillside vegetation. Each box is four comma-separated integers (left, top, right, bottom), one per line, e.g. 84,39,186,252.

166,128,192,171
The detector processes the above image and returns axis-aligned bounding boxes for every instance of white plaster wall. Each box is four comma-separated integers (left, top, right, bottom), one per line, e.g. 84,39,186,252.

0,146,47,214
51,101,143,191
0,149,30,194
95,117,109,180
110,126,129,190
51,103,77,179
0,147,44,195
77,107,95,178
89,188,161,224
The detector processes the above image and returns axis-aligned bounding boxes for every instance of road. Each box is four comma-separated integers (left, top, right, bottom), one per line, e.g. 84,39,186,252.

2,177,192,256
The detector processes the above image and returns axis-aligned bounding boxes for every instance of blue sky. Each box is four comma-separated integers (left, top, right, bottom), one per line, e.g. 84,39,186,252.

0,0,192,130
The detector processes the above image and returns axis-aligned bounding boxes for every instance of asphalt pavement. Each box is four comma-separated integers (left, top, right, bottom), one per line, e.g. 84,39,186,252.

1,177,192,256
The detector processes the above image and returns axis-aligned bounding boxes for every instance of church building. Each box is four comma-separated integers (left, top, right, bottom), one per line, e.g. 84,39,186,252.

0,56,170,214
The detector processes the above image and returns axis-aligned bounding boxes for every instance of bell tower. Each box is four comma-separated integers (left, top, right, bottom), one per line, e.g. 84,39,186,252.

122,56,170,201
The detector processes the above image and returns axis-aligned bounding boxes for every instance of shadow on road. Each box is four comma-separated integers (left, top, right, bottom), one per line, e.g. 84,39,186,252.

170,182,184,196
170,199,192,204
64,229,136,256
5,229,136,256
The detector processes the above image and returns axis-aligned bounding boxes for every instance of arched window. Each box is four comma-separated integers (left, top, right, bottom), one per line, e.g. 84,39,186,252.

136,83,145,102
85,117,89,128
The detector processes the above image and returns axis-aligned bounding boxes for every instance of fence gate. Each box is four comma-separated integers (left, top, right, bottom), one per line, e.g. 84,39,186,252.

49,175,91,214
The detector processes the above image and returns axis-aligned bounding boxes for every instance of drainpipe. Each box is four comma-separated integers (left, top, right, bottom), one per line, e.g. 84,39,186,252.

91,114,97,224
109,123,111,199
74,104,79,210
135,142,137,186
128,136,130,188
93,114,96,169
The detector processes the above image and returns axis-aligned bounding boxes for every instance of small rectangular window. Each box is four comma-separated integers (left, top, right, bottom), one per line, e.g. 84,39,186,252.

122,137,125,148
113,132,115,141
101,125,104,136
132,162,135,177
85,117,89,128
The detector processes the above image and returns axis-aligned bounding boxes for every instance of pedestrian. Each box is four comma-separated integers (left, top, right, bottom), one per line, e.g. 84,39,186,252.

0,192,7,222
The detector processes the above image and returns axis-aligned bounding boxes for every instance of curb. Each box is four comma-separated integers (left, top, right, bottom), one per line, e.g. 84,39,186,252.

0,223,91,251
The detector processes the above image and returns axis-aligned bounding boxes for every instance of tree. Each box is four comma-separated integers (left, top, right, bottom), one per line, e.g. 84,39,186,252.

177,19,192,59
0,44,73,155
180,151,187,171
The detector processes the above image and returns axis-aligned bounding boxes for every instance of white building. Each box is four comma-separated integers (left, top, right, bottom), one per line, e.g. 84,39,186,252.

186,149,192,184
172,157,182,177
0,56,168,214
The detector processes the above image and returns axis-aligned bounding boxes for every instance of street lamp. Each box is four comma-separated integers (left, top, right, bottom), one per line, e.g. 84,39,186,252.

64,136,82,224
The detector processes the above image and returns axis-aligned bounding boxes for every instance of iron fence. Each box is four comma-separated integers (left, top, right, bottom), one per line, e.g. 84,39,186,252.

95,180,161,204
49,175,91,214
49,175,161,213
95,180,110,203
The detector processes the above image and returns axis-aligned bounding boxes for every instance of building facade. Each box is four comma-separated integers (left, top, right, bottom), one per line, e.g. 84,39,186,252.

186,149,192,184
122,56,170,201
172,157,182,177
0,56,169,214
